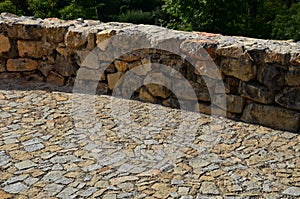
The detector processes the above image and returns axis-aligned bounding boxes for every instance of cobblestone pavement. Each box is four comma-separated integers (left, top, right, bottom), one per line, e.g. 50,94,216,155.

0,79,299,199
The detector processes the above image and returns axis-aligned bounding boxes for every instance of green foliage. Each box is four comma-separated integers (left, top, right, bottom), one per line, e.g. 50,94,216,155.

116,9,153,24
272,2,300,41
161,0,300,41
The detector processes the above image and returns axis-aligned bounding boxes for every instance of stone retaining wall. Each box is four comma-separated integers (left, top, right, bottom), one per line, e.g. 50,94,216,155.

0,13,299,132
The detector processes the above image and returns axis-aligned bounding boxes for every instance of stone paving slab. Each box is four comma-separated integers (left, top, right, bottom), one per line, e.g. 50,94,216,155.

0,79,299,198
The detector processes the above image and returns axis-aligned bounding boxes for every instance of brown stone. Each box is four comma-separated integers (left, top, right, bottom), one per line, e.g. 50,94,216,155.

96,29,116,51
286,65,300,86
45,26,68,43
257,65,284,90
47,71,65,86
37,61,54,77
242,103,300,132
54,56,76,76
144,72,172,99
139,87,156,103
7,58,38,71
290,53,300,66
213,94,245,113
239,81,274,104
275,87,300,111
220,54,256,81
6,22,43,40
65,28,88,49
119,52,141,62
114,60,128,72
180,39,218,60
18,40,51,58
264,50,289,66
0,34,10,53
216,44,244,59
107,72,123,90
195,60,222,79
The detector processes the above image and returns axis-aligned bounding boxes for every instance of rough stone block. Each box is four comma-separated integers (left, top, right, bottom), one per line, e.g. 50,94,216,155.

7,58,38,72
18,40,51,58
180,39,218,60
257,65,284,90
47,71,65,86
220,54,256,82
216,44,244,59
286,65,300,86
242,103,300,132
213,94,245,113
239,81,274,104
275,87,300,111
107,72,123,90
0,34,10,53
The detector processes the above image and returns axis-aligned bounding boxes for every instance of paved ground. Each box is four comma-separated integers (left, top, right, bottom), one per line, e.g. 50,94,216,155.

0,79,299,199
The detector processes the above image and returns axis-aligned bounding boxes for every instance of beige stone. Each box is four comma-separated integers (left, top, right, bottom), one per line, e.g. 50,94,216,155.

47,71,65,86
107,72,123,90
216,44,244,58
286,65,300,86
139,87,156,103
7,58,38,71
242,103,300,132
195,60,222,79
180,39,218,60
144,72,172,99
17,40,50,58
96,29,116,51
114,60,128,72
213,94,245,113
0,34,10,53
65,28,88,49
220,54,256,81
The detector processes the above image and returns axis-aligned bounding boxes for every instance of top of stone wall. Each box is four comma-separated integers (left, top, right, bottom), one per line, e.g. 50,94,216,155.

0,12,299,58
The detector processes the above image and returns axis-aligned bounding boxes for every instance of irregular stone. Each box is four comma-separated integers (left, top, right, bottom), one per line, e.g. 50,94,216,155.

286,65,300,86
114,60,128,72
200,182,220,195
194,60,222,79
257,65,284,90
109,176,139,185
43,183,64,196
139,87,156,103
44,25,68,43
216,44,244,59
65,28,88,49
3,182,28,194
0,34,10,53
180,39,218,60
107,72,123,90
282,186,300,196
242,103,300,132
144,72,172,99
54,56,76,76
131,63,152,76
220,54,256,81
239,81,274,104
7,22,43,40
15,160,37,170
96,29,116,51
57,187,78,198
17,40,51,58
47,71,65,86
213,94,245,113
275,87,300,111
38,61,54,77
189,157,210,168
7,58,38,72
119,52,141,62
264,50,289,66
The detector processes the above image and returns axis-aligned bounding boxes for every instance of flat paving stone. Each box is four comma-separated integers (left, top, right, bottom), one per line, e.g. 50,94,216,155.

0,79,299,198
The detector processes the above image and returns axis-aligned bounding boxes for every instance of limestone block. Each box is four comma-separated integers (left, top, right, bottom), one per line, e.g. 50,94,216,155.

216,44,244,59
213,94,245,113
47,71,65,86
239,81,274,104
114,60,128,72
0,34,10,53
144,72,172,99
220,54,256,82
65,28,88,49
107,72,123,90
18,40,51,58
242,103,300,132
7,58,38,72
257,65,284,90
286,65,300,86
54,56,77,77
139,87,156,103
180,39,218,60
275,87,300,111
